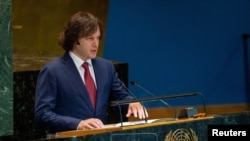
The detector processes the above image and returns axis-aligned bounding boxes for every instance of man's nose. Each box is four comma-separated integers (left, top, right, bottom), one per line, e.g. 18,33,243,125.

93,38,99,46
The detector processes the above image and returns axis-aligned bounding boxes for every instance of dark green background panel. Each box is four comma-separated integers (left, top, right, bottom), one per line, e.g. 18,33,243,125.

0,0,13,137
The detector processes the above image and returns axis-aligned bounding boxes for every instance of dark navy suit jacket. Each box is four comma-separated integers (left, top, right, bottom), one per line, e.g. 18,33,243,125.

35,52,134,133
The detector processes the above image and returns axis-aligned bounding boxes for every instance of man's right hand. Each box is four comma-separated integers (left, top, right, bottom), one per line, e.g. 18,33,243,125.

77,118,104,130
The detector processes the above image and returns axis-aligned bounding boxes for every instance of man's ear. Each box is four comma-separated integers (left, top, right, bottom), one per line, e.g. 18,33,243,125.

76,41,80,45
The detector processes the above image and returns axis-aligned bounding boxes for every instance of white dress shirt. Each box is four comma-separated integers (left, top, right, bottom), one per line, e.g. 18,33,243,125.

69,51,97,86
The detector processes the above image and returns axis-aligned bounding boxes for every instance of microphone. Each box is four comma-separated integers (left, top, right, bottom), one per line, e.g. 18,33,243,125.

119,80,138,100
130,80,177,119
118,80,148,124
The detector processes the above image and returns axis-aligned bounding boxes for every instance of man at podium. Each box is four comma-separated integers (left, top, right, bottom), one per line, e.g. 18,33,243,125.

34,11,148,133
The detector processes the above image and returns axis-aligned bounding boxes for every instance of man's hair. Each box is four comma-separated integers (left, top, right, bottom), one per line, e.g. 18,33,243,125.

58,11,103,51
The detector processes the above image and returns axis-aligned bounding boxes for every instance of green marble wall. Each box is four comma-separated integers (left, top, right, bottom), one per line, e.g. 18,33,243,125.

0,0,13,137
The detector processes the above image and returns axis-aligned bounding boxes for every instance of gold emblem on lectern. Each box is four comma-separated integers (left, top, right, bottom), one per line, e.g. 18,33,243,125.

165,128,198,141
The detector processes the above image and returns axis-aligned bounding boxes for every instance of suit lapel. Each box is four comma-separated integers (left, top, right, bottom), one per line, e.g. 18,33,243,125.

91,58,106,113
61,53,95,112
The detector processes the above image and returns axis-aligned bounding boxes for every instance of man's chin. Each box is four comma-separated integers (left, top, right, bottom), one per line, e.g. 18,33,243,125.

90,55,97,59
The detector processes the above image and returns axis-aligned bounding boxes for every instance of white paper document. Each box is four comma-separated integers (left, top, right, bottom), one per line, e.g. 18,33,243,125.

104,118,177,128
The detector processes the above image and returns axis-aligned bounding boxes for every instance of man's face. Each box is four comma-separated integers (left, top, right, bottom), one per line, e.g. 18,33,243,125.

72,27,100,61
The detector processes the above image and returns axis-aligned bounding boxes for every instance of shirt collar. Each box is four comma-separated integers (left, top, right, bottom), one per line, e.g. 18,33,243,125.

69,51,93,67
